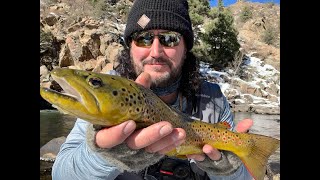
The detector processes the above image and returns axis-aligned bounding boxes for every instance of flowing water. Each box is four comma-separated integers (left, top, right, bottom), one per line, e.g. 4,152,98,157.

40,110,77,148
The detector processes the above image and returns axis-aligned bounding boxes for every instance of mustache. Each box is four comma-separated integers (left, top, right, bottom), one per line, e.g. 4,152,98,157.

141,57,173,67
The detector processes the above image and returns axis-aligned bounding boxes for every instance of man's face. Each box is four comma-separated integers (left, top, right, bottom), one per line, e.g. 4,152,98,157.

130,30,186,88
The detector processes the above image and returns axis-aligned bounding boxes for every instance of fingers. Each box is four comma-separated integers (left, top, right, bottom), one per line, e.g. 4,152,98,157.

186,144,221,161
95,120,136,148
135,72,151,88
202,144,221,161
235,118,253,133
126,121,175,149
145,128,186,154
186,154,205,161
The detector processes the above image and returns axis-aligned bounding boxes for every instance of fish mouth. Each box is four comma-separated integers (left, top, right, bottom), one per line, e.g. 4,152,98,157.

51,76,81,101
41,75,82,102
40,70,101,117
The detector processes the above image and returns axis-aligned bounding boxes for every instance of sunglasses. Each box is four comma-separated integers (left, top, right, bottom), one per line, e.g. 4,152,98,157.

131,31,182,47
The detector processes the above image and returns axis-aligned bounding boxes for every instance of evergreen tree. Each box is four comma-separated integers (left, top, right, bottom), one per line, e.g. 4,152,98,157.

188,0,210,25
195,1,240,70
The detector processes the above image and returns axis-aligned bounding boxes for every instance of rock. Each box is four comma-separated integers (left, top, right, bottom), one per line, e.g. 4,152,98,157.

40,136,66,177
266,162,280,180
40,136,66,160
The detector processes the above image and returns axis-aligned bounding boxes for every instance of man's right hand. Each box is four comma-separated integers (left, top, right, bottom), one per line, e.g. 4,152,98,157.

95,72,186,154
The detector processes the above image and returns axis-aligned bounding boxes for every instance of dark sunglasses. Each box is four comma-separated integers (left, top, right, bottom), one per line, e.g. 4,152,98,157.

131,31,182,47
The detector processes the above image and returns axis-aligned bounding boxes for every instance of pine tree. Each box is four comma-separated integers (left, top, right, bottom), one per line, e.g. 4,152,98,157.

188,0,210,25
196,1,240,70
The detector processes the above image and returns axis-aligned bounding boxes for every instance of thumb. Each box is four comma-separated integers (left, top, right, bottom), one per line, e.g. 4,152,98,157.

235,118,253,133
135,72,152,88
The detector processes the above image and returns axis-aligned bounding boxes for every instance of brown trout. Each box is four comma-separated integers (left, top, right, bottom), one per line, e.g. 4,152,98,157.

40,68,280,180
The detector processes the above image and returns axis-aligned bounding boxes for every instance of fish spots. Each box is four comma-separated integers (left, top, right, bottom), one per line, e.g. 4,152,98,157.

117,86,146,116
112,91,118,96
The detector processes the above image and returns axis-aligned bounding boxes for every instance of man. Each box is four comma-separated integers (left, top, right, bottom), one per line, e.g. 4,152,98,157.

52,0,253,179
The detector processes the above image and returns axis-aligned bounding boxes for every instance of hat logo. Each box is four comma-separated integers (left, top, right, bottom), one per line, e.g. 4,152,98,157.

137,14,150,29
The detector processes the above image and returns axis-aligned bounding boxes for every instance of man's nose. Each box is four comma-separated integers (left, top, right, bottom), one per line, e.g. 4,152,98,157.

150,37,164,58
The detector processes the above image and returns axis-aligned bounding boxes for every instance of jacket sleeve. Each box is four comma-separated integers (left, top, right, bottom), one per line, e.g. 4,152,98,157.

51,119,122,180
52,118,164,180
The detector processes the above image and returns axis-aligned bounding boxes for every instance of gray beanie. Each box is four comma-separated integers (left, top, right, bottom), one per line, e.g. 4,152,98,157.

124,0,194,51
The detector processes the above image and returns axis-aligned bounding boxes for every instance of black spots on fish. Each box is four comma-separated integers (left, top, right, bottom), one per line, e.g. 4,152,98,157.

130,95,134,99
125,98,129,102
111,77,116,80
136,108,140,112
112,91,118,96
235,134,239,139
88,77,103,88
121,103,124,107
122,88,126,92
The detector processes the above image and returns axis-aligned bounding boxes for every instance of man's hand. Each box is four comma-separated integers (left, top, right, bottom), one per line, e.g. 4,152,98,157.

95,72,186,154
186,119,253,161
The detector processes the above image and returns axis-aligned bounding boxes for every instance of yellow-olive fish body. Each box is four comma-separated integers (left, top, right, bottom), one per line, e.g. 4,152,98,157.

40,68,280,180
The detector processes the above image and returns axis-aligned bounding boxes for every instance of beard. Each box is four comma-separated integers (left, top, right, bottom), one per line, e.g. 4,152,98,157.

131,56,184,88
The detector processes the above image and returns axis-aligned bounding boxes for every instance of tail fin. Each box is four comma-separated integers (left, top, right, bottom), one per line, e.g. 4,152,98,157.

238,134,280,180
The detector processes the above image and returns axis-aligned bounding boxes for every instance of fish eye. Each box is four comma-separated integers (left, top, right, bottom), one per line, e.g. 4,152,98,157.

88,77,103,88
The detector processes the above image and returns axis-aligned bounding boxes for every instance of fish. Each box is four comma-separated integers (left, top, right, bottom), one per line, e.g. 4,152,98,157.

40,68,280,180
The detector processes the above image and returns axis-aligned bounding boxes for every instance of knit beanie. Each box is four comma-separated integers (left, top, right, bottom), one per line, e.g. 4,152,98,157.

124,0,194,51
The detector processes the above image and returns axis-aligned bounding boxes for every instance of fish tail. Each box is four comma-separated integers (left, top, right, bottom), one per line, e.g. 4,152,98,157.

237,134,280,180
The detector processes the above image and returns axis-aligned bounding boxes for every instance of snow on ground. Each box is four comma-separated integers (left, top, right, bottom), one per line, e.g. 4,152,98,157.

199,53,280,111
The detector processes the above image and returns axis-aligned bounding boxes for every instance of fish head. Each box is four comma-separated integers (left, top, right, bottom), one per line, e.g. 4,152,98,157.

40,68,145,126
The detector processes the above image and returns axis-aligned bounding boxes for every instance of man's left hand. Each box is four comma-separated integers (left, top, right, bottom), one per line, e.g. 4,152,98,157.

186,119,253,161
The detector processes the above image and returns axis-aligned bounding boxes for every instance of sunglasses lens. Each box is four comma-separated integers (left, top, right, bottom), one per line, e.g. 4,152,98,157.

132,31,181,47
159,32,181,47
133,32,153,47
